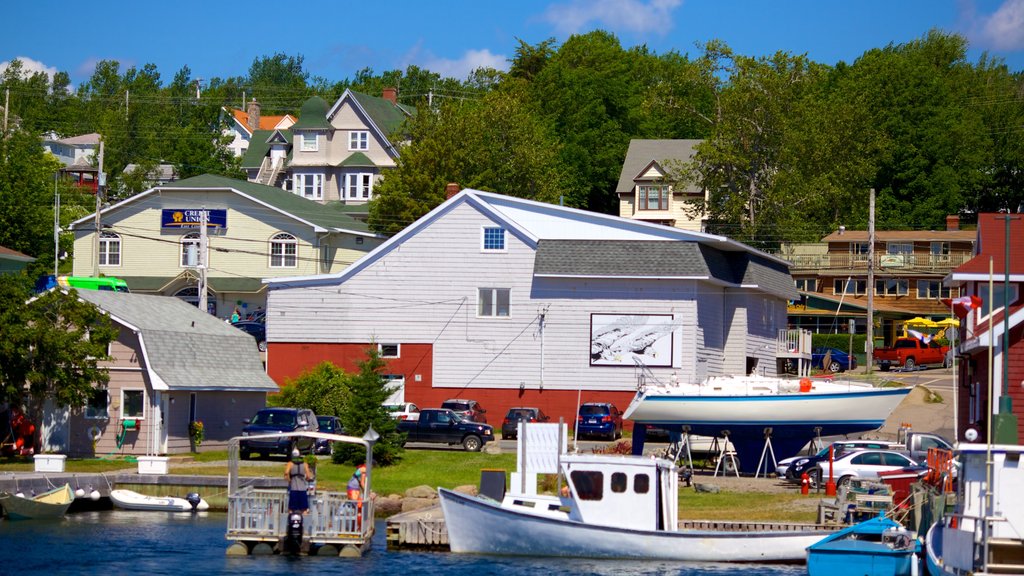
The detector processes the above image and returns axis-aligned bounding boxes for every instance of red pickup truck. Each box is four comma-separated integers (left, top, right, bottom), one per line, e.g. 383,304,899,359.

873,337,950,371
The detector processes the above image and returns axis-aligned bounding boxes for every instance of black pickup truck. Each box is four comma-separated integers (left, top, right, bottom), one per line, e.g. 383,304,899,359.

396,408,495,451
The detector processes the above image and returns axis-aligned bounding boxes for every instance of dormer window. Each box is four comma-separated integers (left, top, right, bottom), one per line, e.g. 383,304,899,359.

639,185,669,210
301,132,318,152
349,131,369,150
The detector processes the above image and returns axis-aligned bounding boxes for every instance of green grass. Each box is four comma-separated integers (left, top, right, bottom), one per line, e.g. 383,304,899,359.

0,456,138,472
679,491,817,523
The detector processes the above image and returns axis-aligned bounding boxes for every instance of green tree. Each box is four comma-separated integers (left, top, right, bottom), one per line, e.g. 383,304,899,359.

332,347,404,466
0,278,116,450
269,362,351,417
0,130,64,274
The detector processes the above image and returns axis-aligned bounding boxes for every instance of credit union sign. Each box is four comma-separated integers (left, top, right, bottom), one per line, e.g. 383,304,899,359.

161,209,227,229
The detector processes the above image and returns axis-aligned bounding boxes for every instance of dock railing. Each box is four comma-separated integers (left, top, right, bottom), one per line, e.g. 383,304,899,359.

226,486,374,543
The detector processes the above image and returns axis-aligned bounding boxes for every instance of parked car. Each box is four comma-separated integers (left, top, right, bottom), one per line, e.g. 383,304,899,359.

500,407,550,439
440,399,487,423
780,439,900,481
314,415,343,455
384,402,421,421
873,337,949,371
239,407,318,459
231,320,267,352
811,347,857,373
396,408,495,451
812,449,920,488
576,402,623,440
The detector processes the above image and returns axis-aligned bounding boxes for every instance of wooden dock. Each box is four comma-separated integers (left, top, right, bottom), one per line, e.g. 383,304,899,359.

386,504,449,550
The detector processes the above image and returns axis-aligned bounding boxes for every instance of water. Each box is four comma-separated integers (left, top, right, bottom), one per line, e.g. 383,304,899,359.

0,512,807,576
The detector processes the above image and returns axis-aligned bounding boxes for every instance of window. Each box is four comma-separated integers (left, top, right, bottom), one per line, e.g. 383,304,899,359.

634,473,650,494
180,233,201,267
930,242,950,257
978,283,1019,318
795,278,817,292
85,388,108,419
478,288,510,317
875,279,908,296
349,131,369,150
834,279,867,295
99,232,121,266
270,233,298,268
300,132,318,151
122,389,145,419
482,227,506,251
638,185,670,210
917,280,954,299
346,173,373,199
887,241,914,255
570,470,604,501
850,242,869,256
379,344,400,358
295,173,323,200
610,472,627,493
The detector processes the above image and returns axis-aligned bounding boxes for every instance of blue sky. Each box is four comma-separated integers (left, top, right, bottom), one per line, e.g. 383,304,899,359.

4,0,1024,87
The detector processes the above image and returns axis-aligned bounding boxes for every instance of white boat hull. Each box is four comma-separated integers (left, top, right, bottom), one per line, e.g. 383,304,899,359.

110,489,209,512
438,488,824,562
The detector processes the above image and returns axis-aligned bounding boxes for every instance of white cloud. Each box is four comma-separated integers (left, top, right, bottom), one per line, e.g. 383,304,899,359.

0,56,58,81
964,0,1024,50
542,0,682,36
420,49,509,80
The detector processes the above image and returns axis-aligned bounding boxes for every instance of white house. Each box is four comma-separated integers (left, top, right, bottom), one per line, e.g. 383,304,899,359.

263,187,797,427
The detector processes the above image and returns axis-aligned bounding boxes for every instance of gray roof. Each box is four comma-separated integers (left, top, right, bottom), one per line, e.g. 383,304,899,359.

533,240,798,300
74,290,278,391
616,139,702,194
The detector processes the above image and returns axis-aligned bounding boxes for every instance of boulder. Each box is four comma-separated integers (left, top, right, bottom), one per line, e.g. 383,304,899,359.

452,484,478,496
405,485,437,499
483,441,502,454
375,496,403,517
401,497,437,513
694,483,720,494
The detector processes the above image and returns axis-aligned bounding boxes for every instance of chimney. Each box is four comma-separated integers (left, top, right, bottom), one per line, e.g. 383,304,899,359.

382,87,398,104
946,215,960,231
246,98,261,131
446,182,460,199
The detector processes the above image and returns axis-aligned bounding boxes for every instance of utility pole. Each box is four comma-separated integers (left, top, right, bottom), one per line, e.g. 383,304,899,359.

866,188,875,373
3,88,8,134
54,174,60,277
125,90,129,123
199,208,208,314
92,140,104,277
994,214,1020,443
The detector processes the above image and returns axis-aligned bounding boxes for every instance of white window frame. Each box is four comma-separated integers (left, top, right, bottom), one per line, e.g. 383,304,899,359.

295,173,323,200
887,241,914,255
301,132,318,152
794,278,817,292
834,278,867,296
378,343,400,358
346,173,373,199
916,279,955,299
481,226,506,252
478,288,511,317
976,283,1019,321
349,131,369,151
99,232,121,267
180,232,201,267
269,233,298,268
875,278,908,296
85,388,109,420
121,389,145,420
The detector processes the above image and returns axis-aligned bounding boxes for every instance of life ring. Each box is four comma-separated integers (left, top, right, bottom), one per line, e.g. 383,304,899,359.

87,426,102,441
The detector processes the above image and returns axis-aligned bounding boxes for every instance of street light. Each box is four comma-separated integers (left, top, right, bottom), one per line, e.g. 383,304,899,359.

361,426,380,529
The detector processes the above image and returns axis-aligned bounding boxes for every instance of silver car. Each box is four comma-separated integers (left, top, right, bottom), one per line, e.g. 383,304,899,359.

814,449,918,488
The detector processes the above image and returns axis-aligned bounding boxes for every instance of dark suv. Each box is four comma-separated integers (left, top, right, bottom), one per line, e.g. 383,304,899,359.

501,407,550,440
576,402,623,440
240,407,318,459
441,399,487,423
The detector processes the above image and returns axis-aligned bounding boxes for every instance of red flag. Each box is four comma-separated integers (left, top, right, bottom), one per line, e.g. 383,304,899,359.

943,295,982,318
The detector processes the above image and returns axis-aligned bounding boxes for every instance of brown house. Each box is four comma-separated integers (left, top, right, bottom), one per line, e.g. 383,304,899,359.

41,291,278,457
781,216,975,343
947,213,1024,444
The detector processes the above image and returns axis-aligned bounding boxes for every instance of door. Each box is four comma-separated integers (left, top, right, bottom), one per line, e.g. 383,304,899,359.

384,375,405,405
159,394,170,454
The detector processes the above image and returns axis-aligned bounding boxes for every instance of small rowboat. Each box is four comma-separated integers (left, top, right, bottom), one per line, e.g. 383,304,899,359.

110,489,209,512
0,484,74,520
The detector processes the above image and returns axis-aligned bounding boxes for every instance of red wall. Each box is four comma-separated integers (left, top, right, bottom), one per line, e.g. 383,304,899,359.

267,342,635,430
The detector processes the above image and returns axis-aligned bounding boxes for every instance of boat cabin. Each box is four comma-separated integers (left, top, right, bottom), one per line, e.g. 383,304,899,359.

561,454,679,531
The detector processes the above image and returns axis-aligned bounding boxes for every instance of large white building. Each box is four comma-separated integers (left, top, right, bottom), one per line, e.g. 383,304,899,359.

264,187,797,426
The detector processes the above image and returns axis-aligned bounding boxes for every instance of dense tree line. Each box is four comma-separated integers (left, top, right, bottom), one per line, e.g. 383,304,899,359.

3,29,1023,265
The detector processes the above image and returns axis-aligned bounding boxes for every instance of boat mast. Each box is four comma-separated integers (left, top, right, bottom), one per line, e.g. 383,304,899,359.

866,188,875,374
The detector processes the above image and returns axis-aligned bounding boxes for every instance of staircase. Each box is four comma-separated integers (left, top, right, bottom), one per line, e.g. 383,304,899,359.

256,157,282,186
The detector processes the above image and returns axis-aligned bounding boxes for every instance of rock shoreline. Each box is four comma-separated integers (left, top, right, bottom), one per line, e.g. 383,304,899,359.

374,483,477,517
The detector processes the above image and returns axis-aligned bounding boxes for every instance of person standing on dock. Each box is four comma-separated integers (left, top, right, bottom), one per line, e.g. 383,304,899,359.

285,448,314,513
347,463,366,501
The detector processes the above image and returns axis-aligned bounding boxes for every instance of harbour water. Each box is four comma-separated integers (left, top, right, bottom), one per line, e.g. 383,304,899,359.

0,511,807,575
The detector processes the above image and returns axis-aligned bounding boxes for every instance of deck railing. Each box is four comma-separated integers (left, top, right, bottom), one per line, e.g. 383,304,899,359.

780,251,972,273
226,486,374,543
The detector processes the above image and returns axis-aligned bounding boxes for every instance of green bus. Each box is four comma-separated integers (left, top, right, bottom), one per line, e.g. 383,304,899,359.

56,276,130,293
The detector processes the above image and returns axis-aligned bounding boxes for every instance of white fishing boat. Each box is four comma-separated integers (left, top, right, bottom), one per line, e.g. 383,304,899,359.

925,443,1024,576
438,422,832,562
625,374,913,472
0,484,74,520
110,489,209,512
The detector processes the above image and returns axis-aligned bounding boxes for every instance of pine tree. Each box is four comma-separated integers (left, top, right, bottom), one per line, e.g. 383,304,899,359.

332,346,405,466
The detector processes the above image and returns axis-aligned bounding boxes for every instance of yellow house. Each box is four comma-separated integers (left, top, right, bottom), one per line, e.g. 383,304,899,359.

616,139,707,232
68,174,384,320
